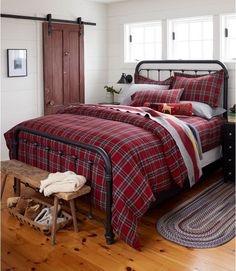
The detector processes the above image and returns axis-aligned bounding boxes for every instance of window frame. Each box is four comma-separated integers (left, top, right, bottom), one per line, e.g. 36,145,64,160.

167,16,213,60
124,21,162,63
221,13,236,62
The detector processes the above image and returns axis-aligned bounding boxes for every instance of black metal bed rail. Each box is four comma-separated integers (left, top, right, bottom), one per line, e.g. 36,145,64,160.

135,60,229,110
138,68,218,78
12,126,115,245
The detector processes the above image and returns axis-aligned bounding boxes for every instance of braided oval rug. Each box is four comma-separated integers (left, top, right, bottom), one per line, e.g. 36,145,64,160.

156,180,235,248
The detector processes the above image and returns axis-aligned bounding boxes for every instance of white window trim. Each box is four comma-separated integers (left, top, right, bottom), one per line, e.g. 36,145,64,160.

167,15,213,60
220,13,236,63
124,21,162,63
123,14,236,65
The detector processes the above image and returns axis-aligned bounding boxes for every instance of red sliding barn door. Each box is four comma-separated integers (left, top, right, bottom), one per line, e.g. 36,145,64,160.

43,23,84,115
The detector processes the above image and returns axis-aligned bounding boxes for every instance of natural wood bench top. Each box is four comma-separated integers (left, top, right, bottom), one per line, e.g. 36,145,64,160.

1,160,49,189
55,187,91,201
1,159,91,200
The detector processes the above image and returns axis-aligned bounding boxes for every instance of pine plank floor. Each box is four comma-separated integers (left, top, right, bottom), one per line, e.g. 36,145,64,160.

1,168,235,271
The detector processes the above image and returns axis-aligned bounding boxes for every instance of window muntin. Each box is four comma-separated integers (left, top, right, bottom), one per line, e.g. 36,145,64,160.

124,22,162,63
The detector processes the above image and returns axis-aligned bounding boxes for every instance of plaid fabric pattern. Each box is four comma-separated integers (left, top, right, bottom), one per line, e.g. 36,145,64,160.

5,105,199,250
172,70,224,107
174,72,208,78
129,89,184,107
134,74,174,87
179,116,225,152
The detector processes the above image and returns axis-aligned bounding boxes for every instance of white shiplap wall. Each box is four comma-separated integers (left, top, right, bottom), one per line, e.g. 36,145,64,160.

1,0,108,160
1,0,235,160
107,0,236,105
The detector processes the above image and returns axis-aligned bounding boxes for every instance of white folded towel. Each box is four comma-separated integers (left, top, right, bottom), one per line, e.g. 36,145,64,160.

40,171,86,196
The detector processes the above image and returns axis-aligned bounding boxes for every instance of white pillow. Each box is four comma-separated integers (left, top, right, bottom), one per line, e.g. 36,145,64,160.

180,101,226,119
119,84,169,105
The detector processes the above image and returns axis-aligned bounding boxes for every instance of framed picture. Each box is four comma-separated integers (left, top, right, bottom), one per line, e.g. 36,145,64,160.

7,49,27,77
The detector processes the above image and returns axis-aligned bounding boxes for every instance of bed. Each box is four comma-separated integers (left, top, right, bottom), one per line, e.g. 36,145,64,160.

4,60,228,250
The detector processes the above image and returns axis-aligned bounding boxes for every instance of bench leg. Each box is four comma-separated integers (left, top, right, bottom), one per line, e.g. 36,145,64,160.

69,199,78,233
13,177,21,196
51,196,59,245
88,194,93,220
1,174,8,200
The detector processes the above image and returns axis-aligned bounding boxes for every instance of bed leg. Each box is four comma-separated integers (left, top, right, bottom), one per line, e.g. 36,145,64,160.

105,174,115,245
105,206,115,244
105,230,115,245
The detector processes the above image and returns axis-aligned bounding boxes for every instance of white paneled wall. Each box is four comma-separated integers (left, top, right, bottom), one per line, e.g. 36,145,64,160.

1,0,235,160
1,19,42,160
1,0,108,160
107,0,236,106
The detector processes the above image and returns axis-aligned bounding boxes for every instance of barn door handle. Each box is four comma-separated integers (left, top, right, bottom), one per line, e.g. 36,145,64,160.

48,100,55,106
64,51,69,56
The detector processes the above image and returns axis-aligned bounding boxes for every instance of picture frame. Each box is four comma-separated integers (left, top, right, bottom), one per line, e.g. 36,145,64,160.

7,49,27,77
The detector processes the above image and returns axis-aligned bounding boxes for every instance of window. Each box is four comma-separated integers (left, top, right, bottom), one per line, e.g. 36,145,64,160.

221,14,236,61
124,21,162,63
168,16,213,60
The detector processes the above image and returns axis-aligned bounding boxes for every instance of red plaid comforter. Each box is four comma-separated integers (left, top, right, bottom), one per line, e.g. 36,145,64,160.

5,104,201,250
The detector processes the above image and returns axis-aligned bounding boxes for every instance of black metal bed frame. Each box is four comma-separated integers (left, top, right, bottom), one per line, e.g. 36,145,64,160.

12,60,228,246
135,60,229,110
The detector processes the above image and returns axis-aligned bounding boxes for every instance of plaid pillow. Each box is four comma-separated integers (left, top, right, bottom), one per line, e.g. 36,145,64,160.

172,70,224,107
143,102,193,116
129,88,184,107
134,74,174,87
174,72,208,78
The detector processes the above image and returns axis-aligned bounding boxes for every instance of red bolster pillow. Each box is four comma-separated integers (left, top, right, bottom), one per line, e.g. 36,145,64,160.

143,102,193,116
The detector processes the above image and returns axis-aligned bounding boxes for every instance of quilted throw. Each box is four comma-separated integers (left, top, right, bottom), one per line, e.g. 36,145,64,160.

4,104,202,250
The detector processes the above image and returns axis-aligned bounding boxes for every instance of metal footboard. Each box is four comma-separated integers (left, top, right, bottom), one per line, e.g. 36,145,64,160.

12,126,115,245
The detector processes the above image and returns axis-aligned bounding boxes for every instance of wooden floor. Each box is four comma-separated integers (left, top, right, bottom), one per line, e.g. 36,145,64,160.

1,168,235,271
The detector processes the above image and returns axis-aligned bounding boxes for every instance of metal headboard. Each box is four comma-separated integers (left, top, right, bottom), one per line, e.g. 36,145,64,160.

134,60,229,110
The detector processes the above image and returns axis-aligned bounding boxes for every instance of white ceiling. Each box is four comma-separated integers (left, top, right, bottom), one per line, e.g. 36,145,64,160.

90,0,127,3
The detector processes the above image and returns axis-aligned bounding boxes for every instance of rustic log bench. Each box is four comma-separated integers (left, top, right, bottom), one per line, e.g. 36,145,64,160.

0,159,91,245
